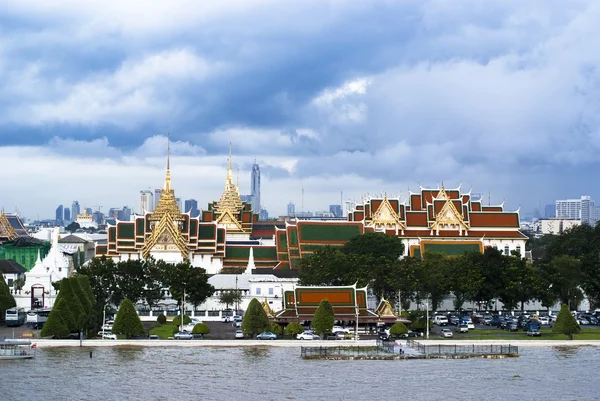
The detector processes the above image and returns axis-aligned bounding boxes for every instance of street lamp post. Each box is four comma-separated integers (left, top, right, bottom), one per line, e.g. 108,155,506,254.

426,297,429,340
102,303,108,339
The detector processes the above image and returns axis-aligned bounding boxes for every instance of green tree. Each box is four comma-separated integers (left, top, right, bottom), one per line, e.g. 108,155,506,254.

0,274,16,320
191,323,210,336
218,290,243,310
40,300,70,339
312,299,334,338
163,260,215,308
65,221,80,232
396,256,420,312
341,231,404,261
389,322,408,338
77,256,117,312
417,252,451,312
472,247,506,310
112,298,145,338
156,314,167,324
552,304,581,340
450,252,484,311
549,255,583,309
269,322,283,335
299,246,352,286
173,314,191,327
54,277,86,331
51,297,76,333
241,298,270,336
284,322,304,337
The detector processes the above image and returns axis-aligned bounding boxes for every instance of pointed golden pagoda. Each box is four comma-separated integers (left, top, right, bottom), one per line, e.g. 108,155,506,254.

0,209,18,241
142,136,188,258
215,143,245,232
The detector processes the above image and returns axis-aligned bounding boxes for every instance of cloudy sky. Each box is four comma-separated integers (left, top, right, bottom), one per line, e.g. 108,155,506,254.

2,0,599,220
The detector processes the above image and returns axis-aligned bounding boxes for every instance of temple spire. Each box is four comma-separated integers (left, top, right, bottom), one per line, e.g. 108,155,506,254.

226,142,233,186
164,134,172,192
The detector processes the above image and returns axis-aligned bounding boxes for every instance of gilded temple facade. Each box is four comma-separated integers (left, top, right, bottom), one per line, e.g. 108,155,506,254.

96,142,526,273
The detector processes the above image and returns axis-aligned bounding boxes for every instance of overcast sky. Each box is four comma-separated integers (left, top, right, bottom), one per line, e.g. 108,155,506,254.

2,1,599,220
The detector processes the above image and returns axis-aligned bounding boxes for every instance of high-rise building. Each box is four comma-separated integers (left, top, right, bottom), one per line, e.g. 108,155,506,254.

251,162,261,217
287,202,295,217
544,204,555,219
184,199,199,217
86,207,92,215
64,207,71,222
329,204,342,217
92,211,104,225
55,205,63,225
72,201,80,219
154,189,162,210
556,195,598,226
140,190,154,214
118,206,131,221
259,209,269,220
240,194,253,207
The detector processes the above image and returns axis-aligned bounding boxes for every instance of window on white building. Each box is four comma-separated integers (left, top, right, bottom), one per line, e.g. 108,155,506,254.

516,246,521,256
504,246,510,255
268,288,274,295
256,288,261,295
7,279,13,287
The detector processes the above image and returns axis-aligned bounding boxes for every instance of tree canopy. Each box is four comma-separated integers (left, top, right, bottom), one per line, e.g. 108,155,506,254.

552,304,581,340
312,299,334,337
0,274,16,320
112,298,145,338
241,298,270,336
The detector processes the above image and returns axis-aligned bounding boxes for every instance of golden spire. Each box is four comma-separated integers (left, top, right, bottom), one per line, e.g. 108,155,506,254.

226,141,233,187
164,134,172,192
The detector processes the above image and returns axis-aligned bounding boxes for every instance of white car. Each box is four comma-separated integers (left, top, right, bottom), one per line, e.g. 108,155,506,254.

440,328,453,338
297,331,319,340
182,323,197,332
332,326,350,334
102,321,114,331
235,330,244,339
102,333,117,340
467,322,475,330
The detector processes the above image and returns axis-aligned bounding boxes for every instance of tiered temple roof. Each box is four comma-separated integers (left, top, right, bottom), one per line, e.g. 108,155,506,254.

0,211,28,244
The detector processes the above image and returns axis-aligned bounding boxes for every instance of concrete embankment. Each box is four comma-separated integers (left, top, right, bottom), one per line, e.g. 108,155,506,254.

30,339,600,348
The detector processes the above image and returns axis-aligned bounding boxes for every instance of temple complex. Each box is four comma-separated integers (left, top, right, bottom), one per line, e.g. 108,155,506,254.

0,211,28,244
96,142,527,273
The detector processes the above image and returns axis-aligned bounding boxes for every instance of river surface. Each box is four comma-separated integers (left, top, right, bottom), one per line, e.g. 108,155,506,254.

1,345,600,401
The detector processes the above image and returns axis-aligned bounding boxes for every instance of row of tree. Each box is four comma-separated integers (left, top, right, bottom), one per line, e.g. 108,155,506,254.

77,256,215,311
41,276,96,338
299,228,600,312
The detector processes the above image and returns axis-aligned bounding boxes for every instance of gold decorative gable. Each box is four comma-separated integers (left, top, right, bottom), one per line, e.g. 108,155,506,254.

435,187,449,200
370,197,405,231
0,211,17,241
430,199,469,235
142,205,189,259
375,298,397,318
216,209,244,232
262,299,275,318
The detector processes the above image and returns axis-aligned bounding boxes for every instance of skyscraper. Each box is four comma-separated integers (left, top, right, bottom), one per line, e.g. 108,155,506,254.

154,188,162,210
64,207,71,222
329,204,342,217
140,190,154,214
55,205,63,225
86,207,92,215
251,162,261,217
72,201,80,219
184,199,199,217
287,202,295,217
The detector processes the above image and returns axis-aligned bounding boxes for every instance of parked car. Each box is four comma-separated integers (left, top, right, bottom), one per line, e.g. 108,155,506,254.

467,322,475,330
235,330,245,339
506,323,519,332
102,320,114,331
232,317,242,327
102,333,117,340
526,327,541,337
174,331,194,340
182,322,197,332
297,331,320,340
440,328,453,338
400,331,419,338
449,316,460,325
538,316,550,326
458,324,468,333
257,332,278,340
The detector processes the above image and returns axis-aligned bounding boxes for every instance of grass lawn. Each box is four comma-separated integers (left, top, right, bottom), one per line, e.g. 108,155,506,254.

448,328,600,341
149,324,178,339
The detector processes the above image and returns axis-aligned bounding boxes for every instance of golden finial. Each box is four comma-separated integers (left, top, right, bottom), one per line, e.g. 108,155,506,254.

164,134,172,192
226,141,233,186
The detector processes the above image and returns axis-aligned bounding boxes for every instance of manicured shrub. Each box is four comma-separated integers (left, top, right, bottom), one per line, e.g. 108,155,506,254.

270,322,282,335
172,314,191,327
312,299,334,337
242,298,270,335
192,323,210,335
156,314,167,324
553,304,581,340
41,300,70,339
389,322,408,338
112,298,145,338
284,322,304,337
0,274,16,319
